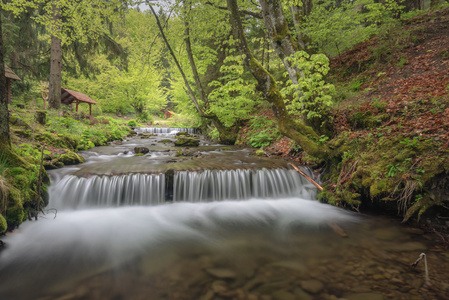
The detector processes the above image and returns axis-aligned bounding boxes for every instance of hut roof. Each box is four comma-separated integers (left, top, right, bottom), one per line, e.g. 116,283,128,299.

61,88,98,105
4,65,21,81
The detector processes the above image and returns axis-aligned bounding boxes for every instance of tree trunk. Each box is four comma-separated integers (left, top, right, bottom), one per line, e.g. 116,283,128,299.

0,14,10,150
289,0,313,52
48,0,62,110
226,0,328,158
149,2,236,144
259,0,301,86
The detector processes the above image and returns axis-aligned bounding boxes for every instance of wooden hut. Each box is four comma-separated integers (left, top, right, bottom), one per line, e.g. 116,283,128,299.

4,65,21,104
61,88,98,116
163,110,175,119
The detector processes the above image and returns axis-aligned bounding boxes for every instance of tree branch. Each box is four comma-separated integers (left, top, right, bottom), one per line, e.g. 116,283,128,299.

205,1,262,19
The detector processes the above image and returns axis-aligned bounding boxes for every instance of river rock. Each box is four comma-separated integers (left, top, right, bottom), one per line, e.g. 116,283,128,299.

134,147,150,154
299,279,324,294
175,137,200,147
385,242,426,252
345,292,384,300
271,290,296,300
205,268,237,279
293,288,313,300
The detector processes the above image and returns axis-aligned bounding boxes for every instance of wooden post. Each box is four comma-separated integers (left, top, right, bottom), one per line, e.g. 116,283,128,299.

76,101,79,112
89,104,92,116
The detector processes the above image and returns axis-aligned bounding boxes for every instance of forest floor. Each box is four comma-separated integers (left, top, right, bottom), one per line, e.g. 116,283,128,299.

259,7,449,236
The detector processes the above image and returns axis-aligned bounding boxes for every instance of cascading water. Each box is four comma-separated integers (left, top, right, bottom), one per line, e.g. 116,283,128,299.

173,168,315,202
50,173,165,209
134,127,197,134
1,130,447,300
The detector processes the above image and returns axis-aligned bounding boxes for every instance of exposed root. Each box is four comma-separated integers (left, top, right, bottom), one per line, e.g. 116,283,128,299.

397,180,419,216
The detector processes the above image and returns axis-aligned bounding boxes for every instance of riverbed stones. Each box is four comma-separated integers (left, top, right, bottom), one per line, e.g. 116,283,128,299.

175,137,200,147
385,241,426,252
299,279,324,294
205,268,237,279
134,147,150,154
345,292,384,300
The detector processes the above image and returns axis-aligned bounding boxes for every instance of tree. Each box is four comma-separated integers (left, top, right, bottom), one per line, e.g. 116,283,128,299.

149,1,238,144
0,13,10,149
3,0,129,110
226,0,328,158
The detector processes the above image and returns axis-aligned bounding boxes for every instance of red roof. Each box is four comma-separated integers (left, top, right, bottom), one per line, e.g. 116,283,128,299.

61,88,98,105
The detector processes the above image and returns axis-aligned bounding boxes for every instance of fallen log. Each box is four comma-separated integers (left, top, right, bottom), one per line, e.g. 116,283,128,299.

288,163,323,191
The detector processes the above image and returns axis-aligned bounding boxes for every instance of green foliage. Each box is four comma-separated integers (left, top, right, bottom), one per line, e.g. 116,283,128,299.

208,55,258,127
128,119,137,127
0,214,6,233
306,0,403,56
247,117,280,148
282,51,334,121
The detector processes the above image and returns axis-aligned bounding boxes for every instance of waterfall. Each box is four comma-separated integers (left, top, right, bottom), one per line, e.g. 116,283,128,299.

134,127,197,134
50,173,165,209
173,168,315,202
49,168,315,209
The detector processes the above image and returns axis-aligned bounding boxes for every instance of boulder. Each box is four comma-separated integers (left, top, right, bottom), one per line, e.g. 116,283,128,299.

134,147,150,154
175,137,200,147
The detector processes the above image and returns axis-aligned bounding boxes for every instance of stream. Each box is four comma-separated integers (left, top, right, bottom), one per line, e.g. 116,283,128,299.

0,128,448,300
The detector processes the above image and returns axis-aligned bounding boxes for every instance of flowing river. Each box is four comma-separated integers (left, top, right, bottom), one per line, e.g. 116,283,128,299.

0,128,448,300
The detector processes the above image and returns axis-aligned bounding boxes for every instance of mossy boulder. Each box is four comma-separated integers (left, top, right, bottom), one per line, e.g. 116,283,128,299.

174,137,200,147
176,131,191,137
9,115,31,128
159,139,174,143
58,151,85,165
254,149,267,156
134,147,150,154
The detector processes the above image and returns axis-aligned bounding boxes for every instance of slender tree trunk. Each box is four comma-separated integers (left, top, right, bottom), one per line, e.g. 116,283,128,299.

48,0,62,110
226,0,327,158
0,14,10,149
149,2,236,144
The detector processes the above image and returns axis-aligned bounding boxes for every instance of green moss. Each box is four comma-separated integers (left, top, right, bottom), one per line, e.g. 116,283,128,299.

0,214,6,233
158,139,174,143
134,153,144,156
56,151,85,165
254,149,266,156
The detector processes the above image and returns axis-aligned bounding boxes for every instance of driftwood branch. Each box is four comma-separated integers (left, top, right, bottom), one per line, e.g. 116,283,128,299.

289,163,323,191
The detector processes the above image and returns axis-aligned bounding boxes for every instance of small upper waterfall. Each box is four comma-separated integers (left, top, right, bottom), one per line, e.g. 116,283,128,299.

173,168,315,202
134,127,197,134
50,173,165,209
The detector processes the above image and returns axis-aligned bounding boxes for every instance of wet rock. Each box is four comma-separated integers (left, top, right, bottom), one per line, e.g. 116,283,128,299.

211,280,228,293
176,131,191,137
271,261,307,272
134,147,150,154
372,228,401,241
205,268,237,279
175,137,200,147
293,288,313,300
271,290,296,300
401,228,424,235
345,292,384,300
385,242,426,252
158,139,174,143
299,279,324,294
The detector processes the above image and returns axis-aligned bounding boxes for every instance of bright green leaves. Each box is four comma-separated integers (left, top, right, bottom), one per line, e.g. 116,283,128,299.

281,51,335,121
208,55,258,127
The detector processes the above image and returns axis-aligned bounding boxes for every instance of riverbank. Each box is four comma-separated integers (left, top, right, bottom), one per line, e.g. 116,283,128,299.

1,109,132,233
237,7,449,235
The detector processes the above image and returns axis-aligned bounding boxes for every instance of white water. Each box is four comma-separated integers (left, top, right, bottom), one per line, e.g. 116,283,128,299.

174,168,315,202
0,199,357,268
134,127,197,134
50,173,166,209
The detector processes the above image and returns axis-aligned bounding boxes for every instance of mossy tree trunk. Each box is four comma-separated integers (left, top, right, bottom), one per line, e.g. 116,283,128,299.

48,0,62,110
0,14,10,150
226,0,329,158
